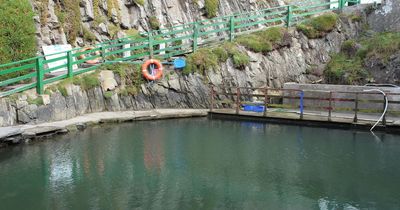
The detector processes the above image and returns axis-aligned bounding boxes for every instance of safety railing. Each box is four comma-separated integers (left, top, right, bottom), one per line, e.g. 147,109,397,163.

209,85,400,125
0,0,357,98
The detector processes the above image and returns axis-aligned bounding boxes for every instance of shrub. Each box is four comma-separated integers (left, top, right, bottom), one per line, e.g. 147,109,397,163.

0,0,36,80
104,91,114,98
297,13,338,39
232,53,250,69
183,42,250,75
341,39,357,57
205,0,219,18
236,35,271,53
236,27,284,53
149,16,160,30
212,47,229,62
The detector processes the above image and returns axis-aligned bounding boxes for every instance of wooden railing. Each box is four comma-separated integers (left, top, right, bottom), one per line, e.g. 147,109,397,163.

210,85,400,124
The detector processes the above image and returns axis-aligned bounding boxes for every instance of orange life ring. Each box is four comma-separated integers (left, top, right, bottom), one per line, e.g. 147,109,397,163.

78,47,101,64
142,59,163,80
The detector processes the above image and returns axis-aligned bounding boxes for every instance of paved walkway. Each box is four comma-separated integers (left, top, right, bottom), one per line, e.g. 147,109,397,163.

0,109,208,141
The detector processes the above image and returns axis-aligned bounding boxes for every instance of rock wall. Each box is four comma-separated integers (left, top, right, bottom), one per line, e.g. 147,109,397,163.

32,0,284,47
0,17,363,127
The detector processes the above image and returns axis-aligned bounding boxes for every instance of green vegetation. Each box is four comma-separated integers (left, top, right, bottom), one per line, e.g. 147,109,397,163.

82,26,97,43
134,0,145,6
27,96,44,106
125,29,143,39
184,42,250,75
55,0,82,44
106,0,120,19
324,53,366,85
324,32,400,85
100,63,144,96
236,27,285,54
297,13,338,39
73,71,101,90
104,91,114,99
149,16,161,30
205,0,219,18
0,0,36,80
36,0,49,26
108,24,120,38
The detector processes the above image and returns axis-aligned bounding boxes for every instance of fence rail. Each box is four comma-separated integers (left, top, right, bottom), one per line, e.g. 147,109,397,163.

0,0,358,98
210,85,398,124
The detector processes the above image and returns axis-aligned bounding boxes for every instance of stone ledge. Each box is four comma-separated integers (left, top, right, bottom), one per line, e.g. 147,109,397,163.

0,109,208,146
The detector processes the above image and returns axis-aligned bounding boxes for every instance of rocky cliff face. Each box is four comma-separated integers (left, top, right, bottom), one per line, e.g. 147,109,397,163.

32,0,284,47
0,16,363,127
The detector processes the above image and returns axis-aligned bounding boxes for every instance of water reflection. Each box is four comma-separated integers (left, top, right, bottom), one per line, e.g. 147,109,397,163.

0,119,399,209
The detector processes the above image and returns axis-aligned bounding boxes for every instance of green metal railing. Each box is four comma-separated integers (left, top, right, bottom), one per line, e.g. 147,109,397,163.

0,0,357,97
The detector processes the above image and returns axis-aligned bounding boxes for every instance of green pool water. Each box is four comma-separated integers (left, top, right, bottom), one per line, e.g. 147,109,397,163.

0,118,399,209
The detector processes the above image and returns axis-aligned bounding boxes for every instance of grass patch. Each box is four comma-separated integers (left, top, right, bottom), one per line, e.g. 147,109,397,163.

149,16,160,30
358,32,400,62
183,42,250,75
82,25,97,43
55,0,82,44
324,32,400,85
134,0,145,6
205,0,219,18
104,91,114,99
324,53,367,85
27,97,44,106
73,72,101,90
236,27,285,54
101,63,144,95
0,0,36,80
297,13,338,39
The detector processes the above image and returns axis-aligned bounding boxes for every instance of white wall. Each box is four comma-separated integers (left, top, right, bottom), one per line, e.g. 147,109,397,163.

330,0,383,9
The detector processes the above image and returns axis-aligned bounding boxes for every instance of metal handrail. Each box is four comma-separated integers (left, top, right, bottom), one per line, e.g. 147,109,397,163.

0,0,356,97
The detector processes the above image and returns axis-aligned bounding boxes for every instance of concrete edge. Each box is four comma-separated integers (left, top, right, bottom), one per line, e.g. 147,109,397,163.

0,109,208,147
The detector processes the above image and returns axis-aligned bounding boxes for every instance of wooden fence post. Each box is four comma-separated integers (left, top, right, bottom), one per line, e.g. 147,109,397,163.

328,91,333,121
236,87,241,114
264,88,269,117
210,85,214,112
354,93,359,123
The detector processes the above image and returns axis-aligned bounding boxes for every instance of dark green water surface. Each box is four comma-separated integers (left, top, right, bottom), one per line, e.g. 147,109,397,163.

1,118,400,210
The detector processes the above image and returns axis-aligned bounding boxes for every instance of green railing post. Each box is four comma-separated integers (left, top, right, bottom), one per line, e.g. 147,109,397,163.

286,5,292,28
36,57,44,95
100,44,106,62
67,51,73,79
148,32,154,58
229,16,235,41
193,23,199,52
339,0,345,10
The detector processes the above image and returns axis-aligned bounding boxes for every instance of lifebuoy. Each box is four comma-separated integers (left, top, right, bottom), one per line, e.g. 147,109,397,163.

78,47,101,64
142,59,163,80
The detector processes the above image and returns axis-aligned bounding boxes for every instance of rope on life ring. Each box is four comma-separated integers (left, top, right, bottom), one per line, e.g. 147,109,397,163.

78,47,102,65
142,59,163,81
